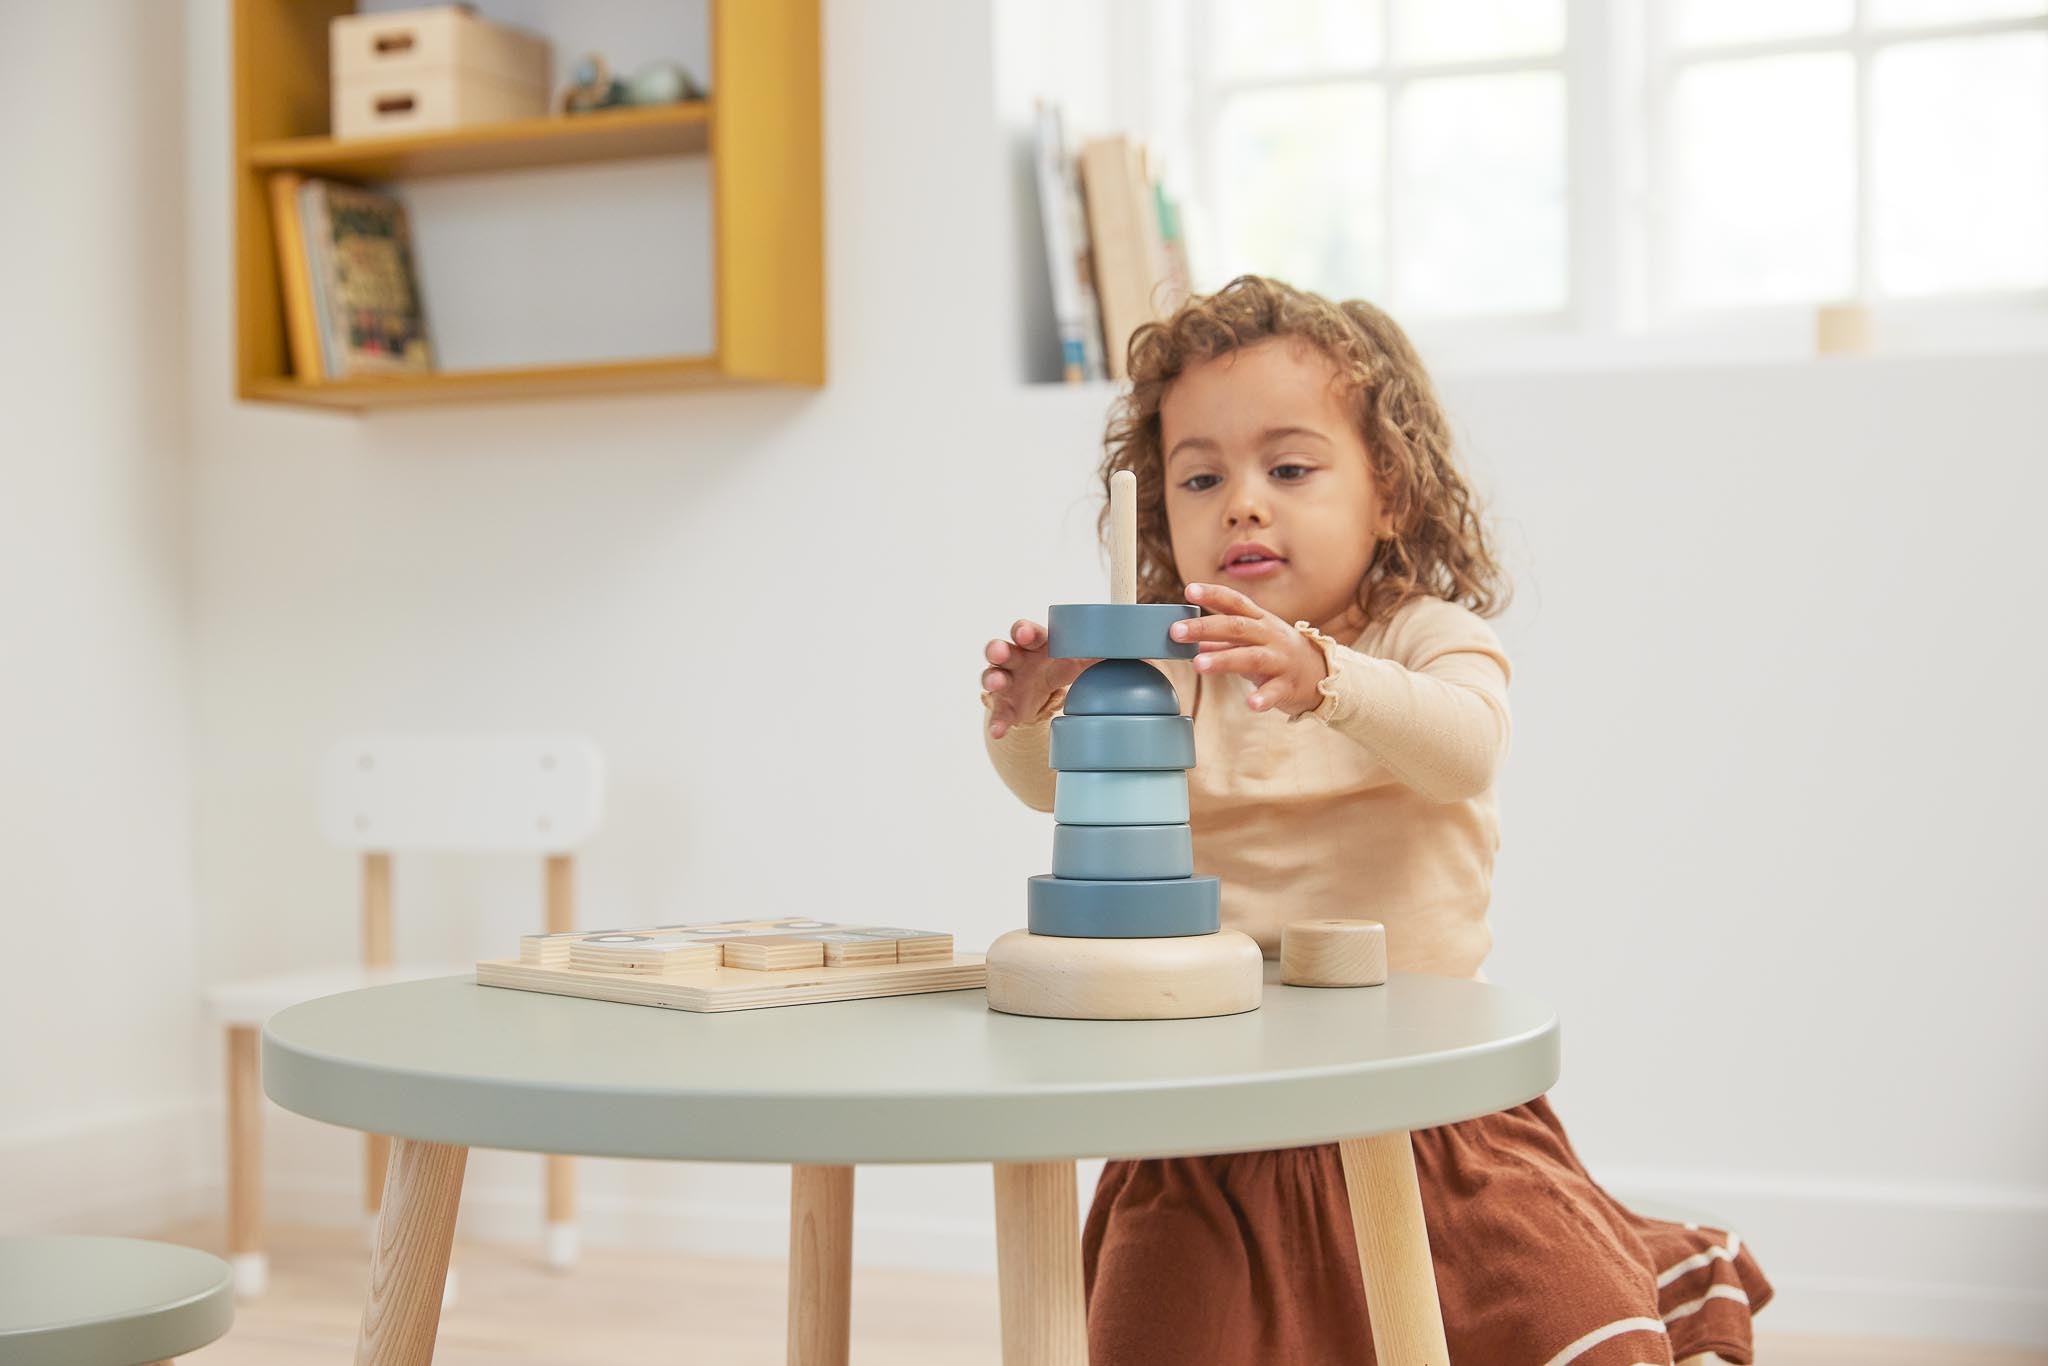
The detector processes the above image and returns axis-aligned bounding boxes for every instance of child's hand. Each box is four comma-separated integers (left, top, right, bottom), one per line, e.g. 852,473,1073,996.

982,619,1096,739
1173,583,1330,716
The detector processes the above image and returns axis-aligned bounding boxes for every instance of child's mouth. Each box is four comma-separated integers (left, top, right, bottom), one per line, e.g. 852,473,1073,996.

1223,553,1286,580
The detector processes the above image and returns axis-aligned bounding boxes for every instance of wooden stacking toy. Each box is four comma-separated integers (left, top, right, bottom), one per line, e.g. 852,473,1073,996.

985,470,1264,1020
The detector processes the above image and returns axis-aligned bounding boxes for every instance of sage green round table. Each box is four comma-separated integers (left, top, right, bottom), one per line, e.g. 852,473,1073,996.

263,968,1558,1366
0,1236,234,1365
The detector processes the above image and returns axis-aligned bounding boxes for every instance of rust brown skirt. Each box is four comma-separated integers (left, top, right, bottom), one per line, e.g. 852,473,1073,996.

1082,1096,1772,1365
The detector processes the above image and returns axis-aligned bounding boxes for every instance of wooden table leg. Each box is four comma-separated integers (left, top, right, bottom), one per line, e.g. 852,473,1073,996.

1338,1132,1449,1366
225,1025,266,1297
787,1164,854,1366
356,1137,467,1366
992,1161,1087,1366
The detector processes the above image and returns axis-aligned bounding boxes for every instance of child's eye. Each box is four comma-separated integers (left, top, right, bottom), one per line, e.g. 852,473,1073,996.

1272,463,1313,481
1180,473,1221,492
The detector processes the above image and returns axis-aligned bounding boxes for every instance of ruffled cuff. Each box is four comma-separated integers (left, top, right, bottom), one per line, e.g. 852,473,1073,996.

980,684,1069,730
1286,622,1347,726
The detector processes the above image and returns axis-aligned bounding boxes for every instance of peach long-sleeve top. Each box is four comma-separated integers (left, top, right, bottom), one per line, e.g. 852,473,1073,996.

983,594,1511,979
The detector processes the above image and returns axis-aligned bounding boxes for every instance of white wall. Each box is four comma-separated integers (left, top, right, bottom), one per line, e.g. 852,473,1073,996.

0,0,2019,1346
1464,353,2048,1341
0,2,201,1230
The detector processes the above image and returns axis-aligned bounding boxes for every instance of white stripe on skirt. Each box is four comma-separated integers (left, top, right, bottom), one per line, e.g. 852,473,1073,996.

1663,1282,1751,1324
1656,1231,1742,1289
1539,1315,1669,1366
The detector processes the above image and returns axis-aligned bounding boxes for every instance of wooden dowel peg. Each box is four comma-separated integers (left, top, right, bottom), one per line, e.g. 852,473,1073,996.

1281,919,1387,988
1111,468,1137,605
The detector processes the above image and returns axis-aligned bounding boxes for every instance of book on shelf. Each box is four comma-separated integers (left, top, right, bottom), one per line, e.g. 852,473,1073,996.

1032,102,1107,384
271,175,434,380
267,172,324,381
1077,133,1189,382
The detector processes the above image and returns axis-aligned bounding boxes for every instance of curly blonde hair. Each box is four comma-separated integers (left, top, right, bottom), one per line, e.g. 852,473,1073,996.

1098,275,1509,624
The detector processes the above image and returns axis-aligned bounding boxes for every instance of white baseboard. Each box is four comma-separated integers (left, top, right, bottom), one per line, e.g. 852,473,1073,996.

1601,1167,2048,1347
248,1161,2048,1345
16,1104,2043,1348
0,1100,216,1235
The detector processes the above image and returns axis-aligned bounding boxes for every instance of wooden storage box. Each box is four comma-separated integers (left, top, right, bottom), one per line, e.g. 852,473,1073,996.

330,6,550,140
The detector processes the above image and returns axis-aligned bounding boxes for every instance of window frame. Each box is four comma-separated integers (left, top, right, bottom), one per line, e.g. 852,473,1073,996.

1184,0,1577,329
1644,0,2048,326
1167,0,2048,361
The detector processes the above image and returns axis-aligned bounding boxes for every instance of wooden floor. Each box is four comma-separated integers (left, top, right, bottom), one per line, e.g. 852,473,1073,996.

169,1222,2045,1365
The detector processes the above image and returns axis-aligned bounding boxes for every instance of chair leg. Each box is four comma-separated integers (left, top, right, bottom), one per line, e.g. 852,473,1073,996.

365,1130,391,1254
544,1154,578,1269
541,854,580,1271
225,1025,267,1298
365,1132,391,1211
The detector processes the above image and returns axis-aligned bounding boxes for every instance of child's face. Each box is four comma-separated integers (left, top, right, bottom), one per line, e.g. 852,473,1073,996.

1160,338,1386,632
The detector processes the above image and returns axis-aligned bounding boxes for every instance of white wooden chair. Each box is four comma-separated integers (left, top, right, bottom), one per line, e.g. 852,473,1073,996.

205,735,605,1298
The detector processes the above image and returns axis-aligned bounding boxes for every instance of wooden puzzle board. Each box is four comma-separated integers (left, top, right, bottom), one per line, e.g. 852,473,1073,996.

475,916,986,1013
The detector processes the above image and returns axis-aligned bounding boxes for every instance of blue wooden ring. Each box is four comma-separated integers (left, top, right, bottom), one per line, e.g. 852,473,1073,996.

1049,715,1195,771
1053,771,1188,826
1051,823,1193,880
1047,603,1198,660
1026,875,1221,937
1063,659,1180,716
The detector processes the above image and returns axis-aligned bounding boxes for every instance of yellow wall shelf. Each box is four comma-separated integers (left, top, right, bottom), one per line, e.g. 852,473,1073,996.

233,0,823,411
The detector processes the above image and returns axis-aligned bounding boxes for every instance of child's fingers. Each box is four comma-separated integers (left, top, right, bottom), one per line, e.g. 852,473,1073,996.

1170,613,1271,647
1183,582,1267,619
1010,619,1049,650
988,635,1049,668
1246,677,1291,712
1193,645,1284,679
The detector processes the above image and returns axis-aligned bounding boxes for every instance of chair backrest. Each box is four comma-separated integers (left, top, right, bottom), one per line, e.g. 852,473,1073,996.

318,735,604,854
320,736,605,969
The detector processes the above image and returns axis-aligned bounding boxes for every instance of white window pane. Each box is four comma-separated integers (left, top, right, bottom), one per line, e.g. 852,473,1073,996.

1214,86,1387,301
1213,0,1381,79
1670,0,1851,47
1873,34,2048,295
1670,54,1855,308
1872,0,2047,26
1394,73,1566,315
1394,0,1564,63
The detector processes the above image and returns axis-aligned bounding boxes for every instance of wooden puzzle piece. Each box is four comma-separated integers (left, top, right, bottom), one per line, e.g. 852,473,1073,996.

719,936,829,971
862,929,954,962
568,934,722,976
808,932,900,967
508,917,963,996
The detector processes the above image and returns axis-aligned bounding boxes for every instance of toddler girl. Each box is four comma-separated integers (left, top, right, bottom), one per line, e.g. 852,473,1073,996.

979,276,1772,1365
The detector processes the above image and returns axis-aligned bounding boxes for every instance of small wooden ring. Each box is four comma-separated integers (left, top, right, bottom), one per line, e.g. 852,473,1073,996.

1280,919,1387,988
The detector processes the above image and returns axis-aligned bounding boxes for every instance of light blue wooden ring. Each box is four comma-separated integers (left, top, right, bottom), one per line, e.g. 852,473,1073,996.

1047,603,1199,660
1049,715,1195,771
1053,771,1188,826
1026,875,1221,937
1063,659,1180,716
1051,823,1194,880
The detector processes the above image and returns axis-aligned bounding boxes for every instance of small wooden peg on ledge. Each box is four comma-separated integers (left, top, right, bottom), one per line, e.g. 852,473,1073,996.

1281,919,1388,988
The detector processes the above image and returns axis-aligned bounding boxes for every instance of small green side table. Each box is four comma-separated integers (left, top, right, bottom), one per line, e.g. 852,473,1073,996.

265,969,1559,1366
0,1236,234,1365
